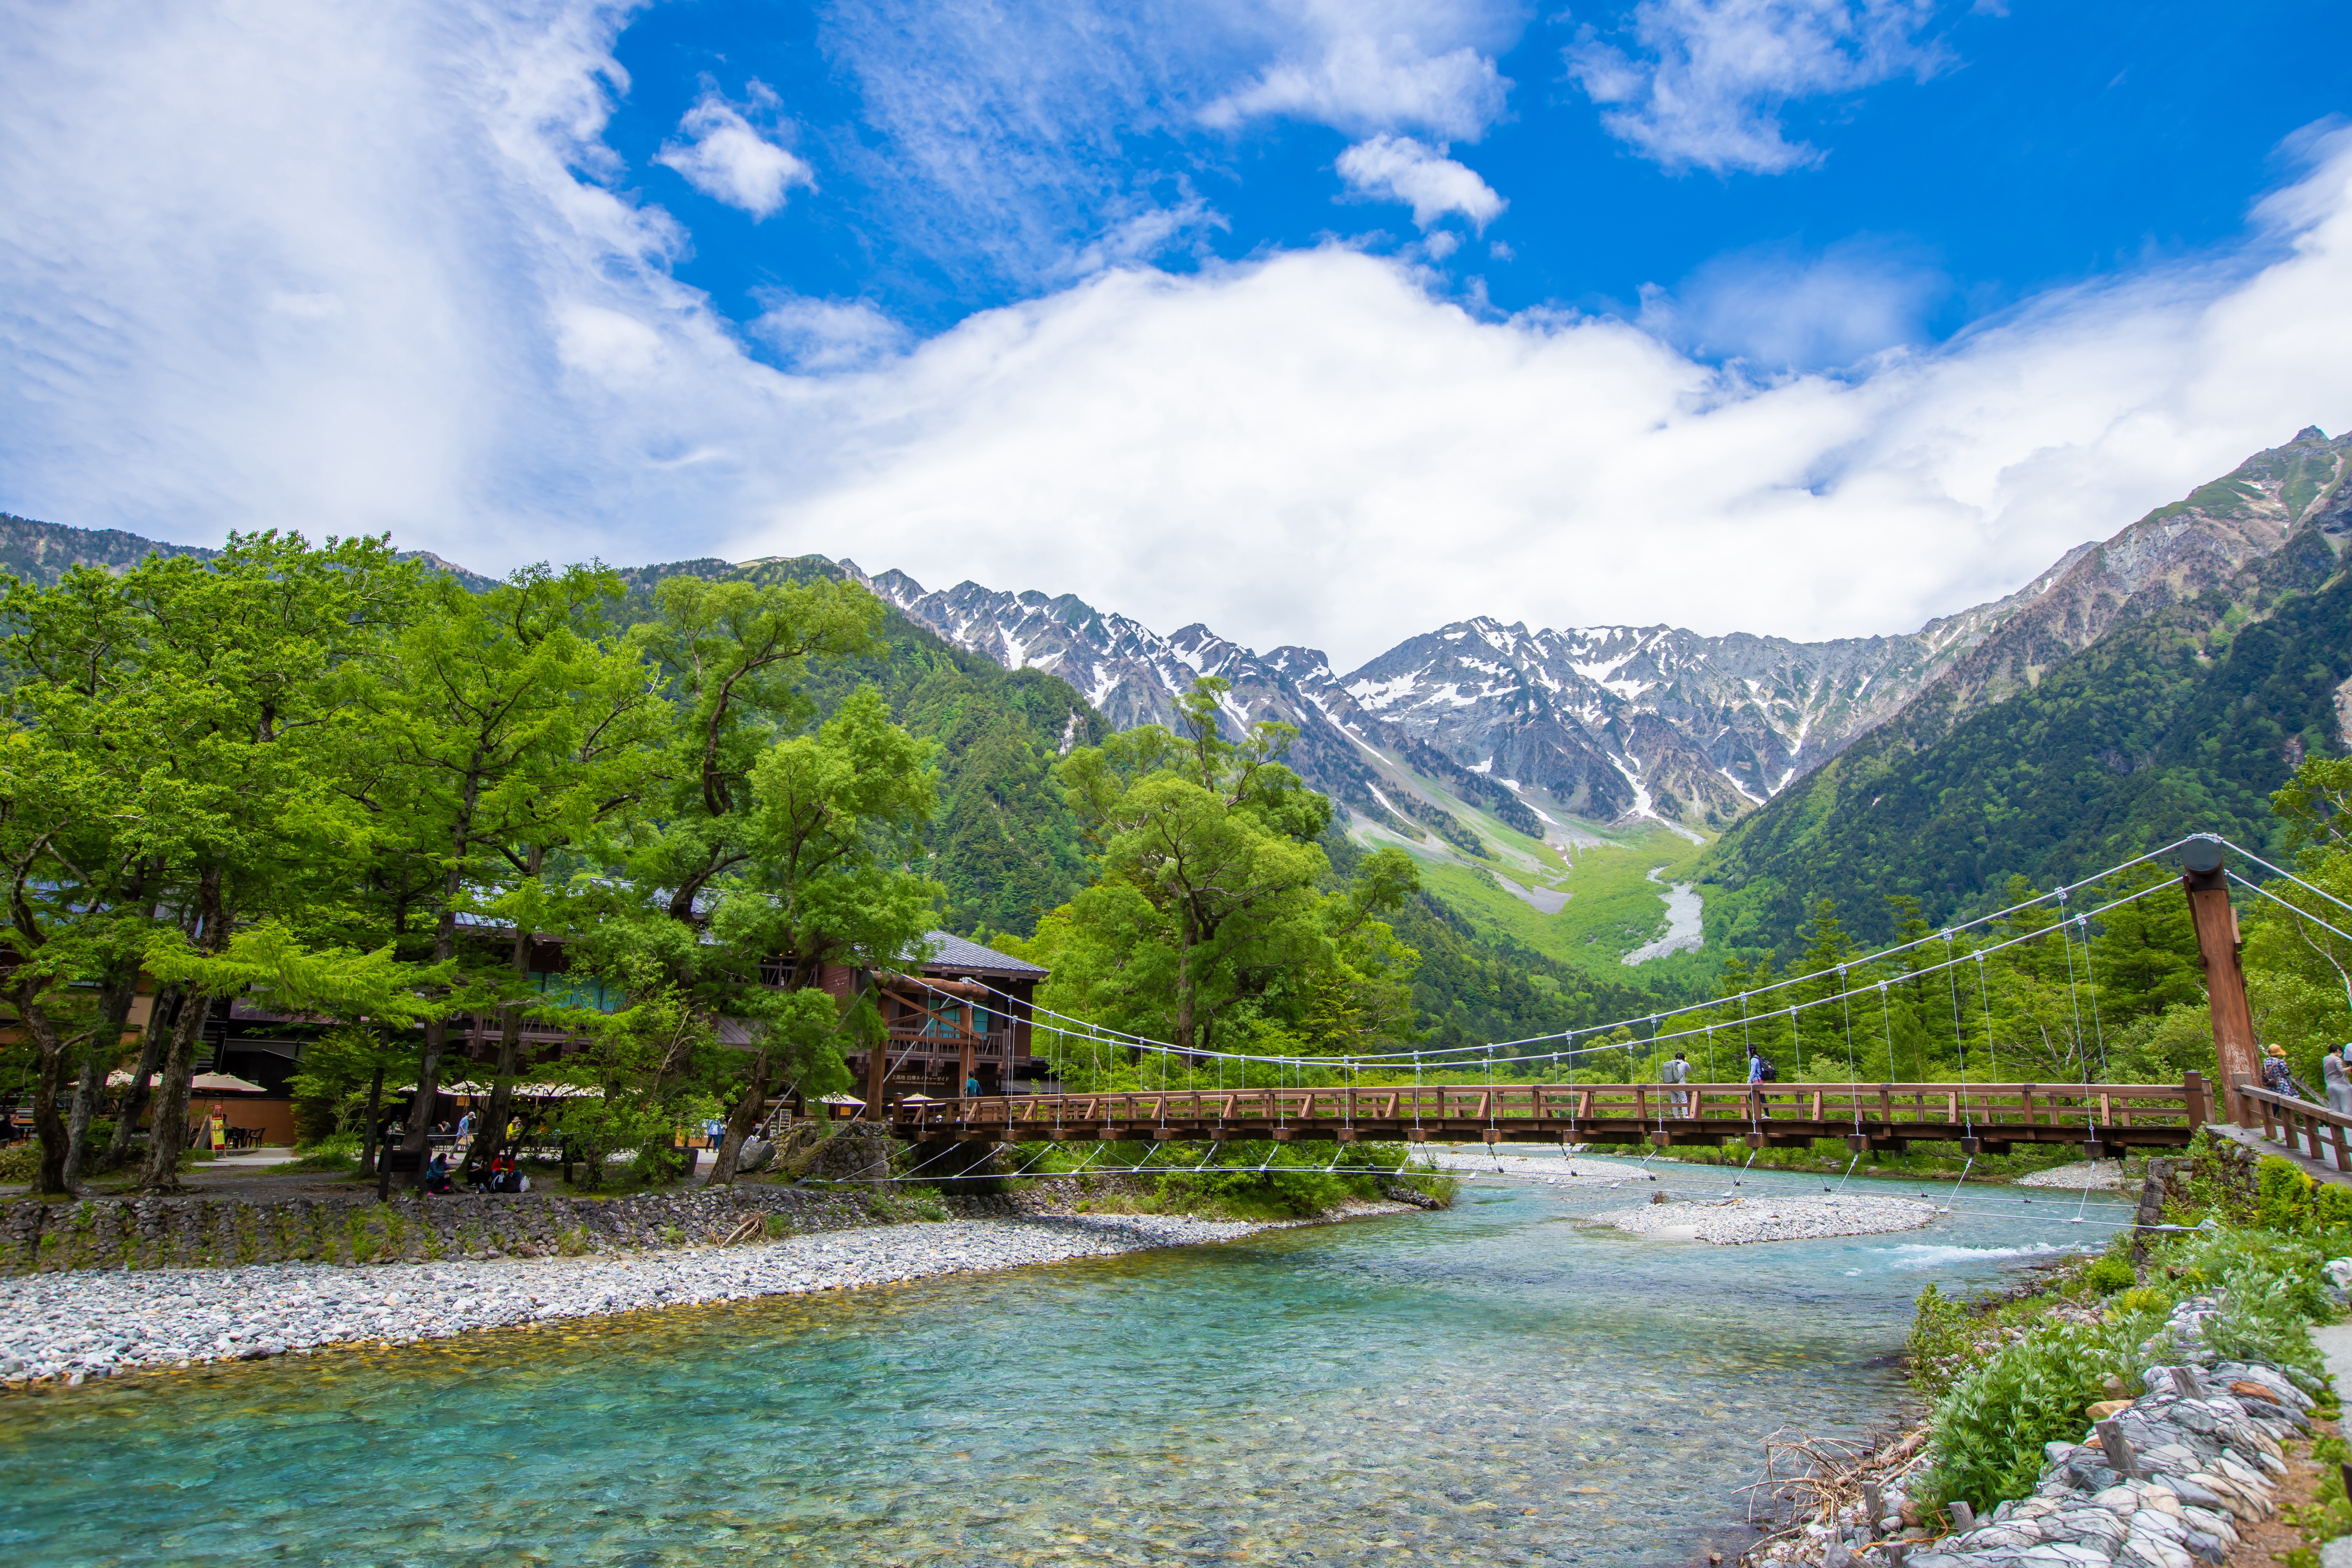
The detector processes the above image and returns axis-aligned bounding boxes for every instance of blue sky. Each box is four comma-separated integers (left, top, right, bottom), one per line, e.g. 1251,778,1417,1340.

605,0,2350,365
4,1,2352,666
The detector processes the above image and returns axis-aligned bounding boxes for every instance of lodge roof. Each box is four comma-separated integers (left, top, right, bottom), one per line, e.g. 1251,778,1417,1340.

918,930,1048,978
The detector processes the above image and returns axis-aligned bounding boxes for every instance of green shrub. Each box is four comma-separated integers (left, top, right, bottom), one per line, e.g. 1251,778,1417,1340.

2317,1185,2352,1228
1925,1305,2167,1513
868,1191,949,1224
283,1131,362,1172
2260,1156,2318,1231
0,1143,40,1184
2083,1256,2136,1295
1908,1284,1981,1398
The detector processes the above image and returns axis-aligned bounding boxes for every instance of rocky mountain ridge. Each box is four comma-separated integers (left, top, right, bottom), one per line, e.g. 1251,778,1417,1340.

817,427,2347,843
7,427,2339,856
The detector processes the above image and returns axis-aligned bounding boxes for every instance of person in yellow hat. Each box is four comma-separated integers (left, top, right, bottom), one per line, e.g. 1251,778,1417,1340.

2261,1044,2294,1097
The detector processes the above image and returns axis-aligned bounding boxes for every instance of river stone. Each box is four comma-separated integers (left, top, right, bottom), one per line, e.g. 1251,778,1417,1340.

2018,1544,2116,1565
2048,1508,2127,1548
2178,1505,2236,1547
1952,1524,2044,1552
2182,1475,2258,1524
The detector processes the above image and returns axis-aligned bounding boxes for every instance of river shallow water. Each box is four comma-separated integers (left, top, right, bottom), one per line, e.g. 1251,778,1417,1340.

0,1161,2135,1567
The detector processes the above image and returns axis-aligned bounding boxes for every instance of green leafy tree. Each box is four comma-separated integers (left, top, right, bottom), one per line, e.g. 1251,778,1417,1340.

350,563,669,1187
580,576,935,1182
0,536,419,1191
1016,677,1419,1078
2239,754,2352,1086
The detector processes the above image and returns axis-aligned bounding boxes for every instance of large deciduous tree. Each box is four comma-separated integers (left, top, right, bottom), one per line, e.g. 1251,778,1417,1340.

351,563,667,1193
579,576,939,1185
1018,676,1418,1069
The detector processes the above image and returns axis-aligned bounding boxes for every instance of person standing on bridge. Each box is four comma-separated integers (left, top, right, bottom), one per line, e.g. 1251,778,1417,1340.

966,1071,982,1099
1747,1045,1773,1118
2323,1045,2351,1116
2263,1044,2293,1097
1662,1052,1689,1117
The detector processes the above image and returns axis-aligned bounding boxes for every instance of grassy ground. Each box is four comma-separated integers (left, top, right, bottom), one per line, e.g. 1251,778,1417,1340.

1415,820,1717,987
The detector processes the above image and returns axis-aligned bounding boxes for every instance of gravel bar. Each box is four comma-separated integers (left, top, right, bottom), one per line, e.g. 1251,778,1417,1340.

0,1212,1280,1388
1594,1194,1938,1244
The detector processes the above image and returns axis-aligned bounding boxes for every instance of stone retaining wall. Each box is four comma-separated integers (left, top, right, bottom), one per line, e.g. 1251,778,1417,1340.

0,1184,900,1274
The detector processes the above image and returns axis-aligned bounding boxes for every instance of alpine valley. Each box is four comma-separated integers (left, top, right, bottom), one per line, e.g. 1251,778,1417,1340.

4,425,2347,1024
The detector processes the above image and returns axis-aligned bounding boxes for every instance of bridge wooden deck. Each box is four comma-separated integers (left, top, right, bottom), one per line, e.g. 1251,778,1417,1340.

887,1075,2210,1158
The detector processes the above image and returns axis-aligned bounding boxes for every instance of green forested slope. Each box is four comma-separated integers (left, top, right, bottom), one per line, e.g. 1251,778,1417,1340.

611,554,1108,937
1323,829,1668,1053
0,514,1693,1035
1703,526,2352,948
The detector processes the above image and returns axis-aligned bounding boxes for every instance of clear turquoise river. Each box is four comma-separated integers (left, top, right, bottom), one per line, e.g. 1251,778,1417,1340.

0,1163,2131,1566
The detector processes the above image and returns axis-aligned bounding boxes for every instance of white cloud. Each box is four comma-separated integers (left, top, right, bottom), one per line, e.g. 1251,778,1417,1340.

1567,0,1946,173
652,84,813,219
751,295,911,374
4,3,2352,677
1640,239,1946,368
1204,35,1509,142
1335,136,1505,231
815,0,1518,289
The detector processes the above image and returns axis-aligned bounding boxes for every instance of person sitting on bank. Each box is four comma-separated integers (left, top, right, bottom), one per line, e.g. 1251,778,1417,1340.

424,1152,453,1194
491,1151,520,1193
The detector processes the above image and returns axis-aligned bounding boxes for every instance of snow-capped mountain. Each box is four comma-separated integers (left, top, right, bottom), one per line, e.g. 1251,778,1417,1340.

835,561,2056,836
827,426,2349,842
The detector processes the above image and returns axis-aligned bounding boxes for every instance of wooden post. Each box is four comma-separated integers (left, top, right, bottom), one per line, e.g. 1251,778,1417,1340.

865,1031,890,1121
2182,839,2260,1127
2094,1417,2142,1481
959,998,975,1102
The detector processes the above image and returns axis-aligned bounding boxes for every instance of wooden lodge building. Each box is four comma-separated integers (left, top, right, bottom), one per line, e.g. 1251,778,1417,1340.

175,929,1050,1139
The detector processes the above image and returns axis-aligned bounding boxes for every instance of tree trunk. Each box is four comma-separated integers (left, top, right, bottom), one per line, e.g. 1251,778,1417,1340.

398,1015,450,1194
707,1047,770,1187
359,1060,385,1175
20,993,72,1196
472,890,539,1173
64,950,151,1187
101,983,180,1172
137,986,215,1192
59,1055,103,1191
399,779,480,1193
1173,910,1197,1056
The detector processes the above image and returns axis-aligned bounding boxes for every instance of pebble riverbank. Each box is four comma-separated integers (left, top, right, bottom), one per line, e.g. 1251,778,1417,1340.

1596,1194,1937,1245
0,1211,1313,1388
1416,1147,1947,1243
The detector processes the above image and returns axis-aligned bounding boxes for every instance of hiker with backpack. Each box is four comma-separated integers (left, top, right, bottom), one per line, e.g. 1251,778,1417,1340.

1747,1044,1776,1117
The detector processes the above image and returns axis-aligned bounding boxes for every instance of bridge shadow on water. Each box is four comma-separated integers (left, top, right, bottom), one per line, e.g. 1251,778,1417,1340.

0,1162,2125,1566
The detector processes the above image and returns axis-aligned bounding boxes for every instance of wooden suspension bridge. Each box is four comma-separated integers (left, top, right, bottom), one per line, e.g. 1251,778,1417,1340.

860,839,2318,1167
889,1076,2213,1159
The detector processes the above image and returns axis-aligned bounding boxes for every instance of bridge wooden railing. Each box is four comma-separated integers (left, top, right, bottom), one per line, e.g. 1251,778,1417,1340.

884,1077,2208,1151
2238,1083,2352,1174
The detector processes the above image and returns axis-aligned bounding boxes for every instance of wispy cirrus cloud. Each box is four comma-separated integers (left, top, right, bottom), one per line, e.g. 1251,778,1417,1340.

653,83,814,219
813,0,1522,294
1335,136,1505,230
1567,0,1948,173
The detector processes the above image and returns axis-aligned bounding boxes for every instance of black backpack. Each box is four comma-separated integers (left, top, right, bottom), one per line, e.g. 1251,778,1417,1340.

1757,1058,1779,1082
